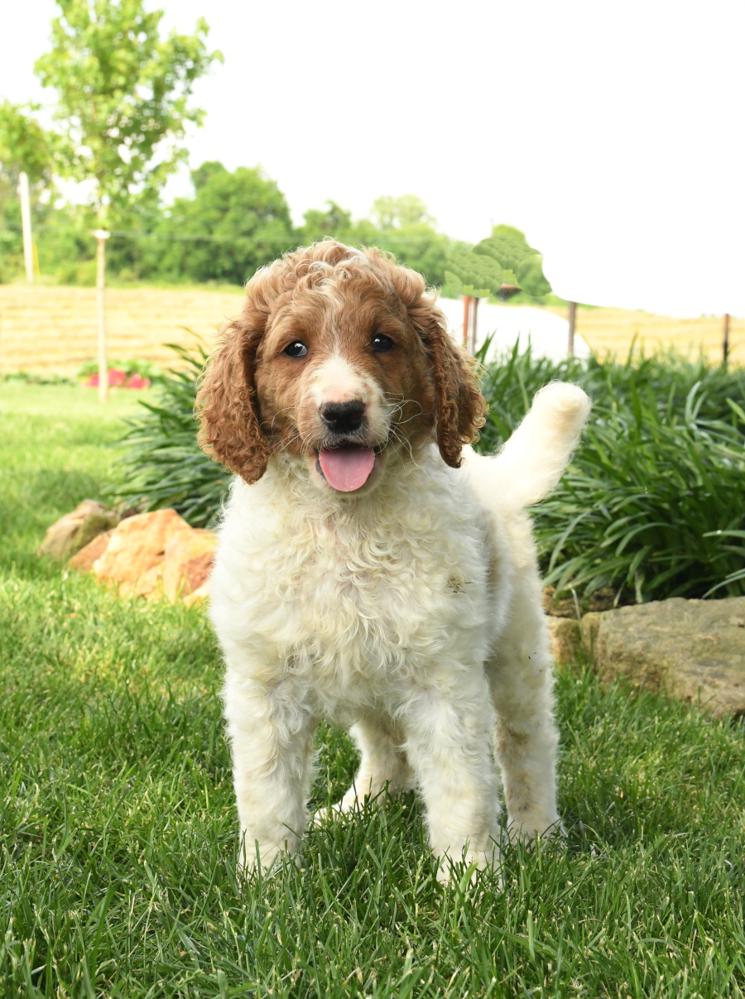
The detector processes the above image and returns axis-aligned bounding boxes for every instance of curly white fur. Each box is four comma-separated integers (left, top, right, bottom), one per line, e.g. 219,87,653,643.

211,382,590,882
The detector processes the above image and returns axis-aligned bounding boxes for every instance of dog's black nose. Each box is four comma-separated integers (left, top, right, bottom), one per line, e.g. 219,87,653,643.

321,400,365,434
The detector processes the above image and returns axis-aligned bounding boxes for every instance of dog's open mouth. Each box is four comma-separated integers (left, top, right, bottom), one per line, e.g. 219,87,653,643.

316,444,379,492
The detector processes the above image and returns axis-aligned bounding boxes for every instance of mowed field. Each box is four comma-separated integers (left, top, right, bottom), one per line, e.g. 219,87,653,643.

1,283,743,375
556,306,744,366
0,285,242,376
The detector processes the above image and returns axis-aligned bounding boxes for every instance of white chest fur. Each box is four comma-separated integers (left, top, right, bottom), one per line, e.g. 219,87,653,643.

209,449,509,719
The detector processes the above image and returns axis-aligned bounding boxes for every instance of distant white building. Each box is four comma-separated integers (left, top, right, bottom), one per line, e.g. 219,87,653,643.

436,297,591,363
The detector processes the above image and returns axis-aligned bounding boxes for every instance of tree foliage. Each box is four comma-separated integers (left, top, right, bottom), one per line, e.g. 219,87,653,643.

1,7,557,295
0,102,67,279
476,224,551,298
444,246,507,299
148,163,296,284
443,224,552,301
298,196,453,287
0,102,61,186
35,0,220,226
301,201,354,244
371,194,435,230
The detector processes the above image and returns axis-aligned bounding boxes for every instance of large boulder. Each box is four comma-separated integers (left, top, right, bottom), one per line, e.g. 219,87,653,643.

162,527,216,605
39,500,120,561
582,597,745,719
70,508,216,604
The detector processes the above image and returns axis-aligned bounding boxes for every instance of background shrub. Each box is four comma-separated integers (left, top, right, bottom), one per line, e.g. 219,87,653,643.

118,341,745,605
117,341,231,527
478,345,745,603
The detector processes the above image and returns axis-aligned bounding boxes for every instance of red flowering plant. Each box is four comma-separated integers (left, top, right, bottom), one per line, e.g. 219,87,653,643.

79,359,161,389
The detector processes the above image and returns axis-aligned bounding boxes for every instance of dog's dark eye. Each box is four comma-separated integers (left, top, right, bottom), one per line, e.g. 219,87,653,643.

371,334,395,353
283,341,308,358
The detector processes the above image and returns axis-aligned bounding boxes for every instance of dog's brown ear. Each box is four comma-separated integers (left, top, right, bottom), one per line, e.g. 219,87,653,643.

415,302,486,468
381,256,486,468
196,316,270,484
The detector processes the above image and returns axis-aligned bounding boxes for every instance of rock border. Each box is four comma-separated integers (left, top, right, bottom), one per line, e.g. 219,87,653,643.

548,597,745,720
41,504,744,718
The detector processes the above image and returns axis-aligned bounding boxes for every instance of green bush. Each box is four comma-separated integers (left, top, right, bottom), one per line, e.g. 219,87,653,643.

117,341,231,527
477,344,745,603
118,341,745,604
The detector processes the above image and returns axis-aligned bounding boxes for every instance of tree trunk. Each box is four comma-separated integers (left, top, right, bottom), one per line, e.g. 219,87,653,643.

18,172,34,284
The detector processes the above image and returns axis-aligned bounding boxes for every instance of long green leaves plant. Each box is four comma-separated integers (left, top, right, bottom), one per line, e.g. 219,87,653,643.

117,340,231,527
119,338,745,603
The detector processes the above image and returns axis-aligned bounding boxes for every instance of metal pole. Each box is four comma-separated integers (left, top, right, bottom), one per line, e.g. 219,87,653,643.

722,313,730,367
568,301,577,357
94,229,111,402
18,171,34,283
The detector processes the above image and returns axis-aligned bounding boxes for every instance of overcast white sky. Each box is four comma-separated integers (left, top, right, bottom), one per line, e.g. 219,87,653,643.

2,0,744,315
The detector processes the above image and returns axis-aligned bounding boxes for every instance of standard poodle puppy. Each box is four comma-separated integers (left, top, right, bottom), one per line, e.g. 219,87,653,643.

197,240,590,881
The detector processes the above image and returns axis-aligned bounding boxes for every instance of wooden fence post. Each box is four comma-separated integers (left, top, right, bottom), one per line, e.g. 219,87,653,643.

568,301,577,357
94,229,111,403
462,295,472,348
471,297,480,354
722,313,730,367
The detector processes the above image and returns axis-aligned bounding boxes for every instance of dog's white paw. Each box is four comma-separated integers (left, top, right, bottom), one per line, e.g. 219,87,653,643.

312,785,365,826
507,813,566,846
237,837,300,879
435,842,503,888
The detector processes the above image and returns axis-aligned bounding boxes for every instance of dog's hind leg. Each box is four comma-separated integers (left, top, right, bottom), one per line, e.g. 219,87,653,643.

487,571,563,844
321,715,414,818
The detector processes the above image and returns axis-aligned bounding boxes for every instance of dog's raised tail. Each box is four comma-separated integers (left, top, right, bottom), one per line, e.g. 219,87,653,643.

465,382,591,510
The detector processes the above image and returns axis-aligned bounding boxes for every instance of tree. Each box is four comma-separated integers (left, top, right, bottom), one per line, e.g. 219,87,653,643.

371,224,451,287
371,194,434,230
300,201,354,244
34,0,219,397
0,102,60,187
0,102,63,280
444,225,552,301
443,246,507,299
149,163,296,284
35,0,220,227
474,225,551,299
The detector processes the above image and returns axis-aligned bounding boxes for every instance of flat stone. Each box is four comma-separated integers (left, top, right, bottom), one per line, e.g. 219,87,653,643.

547,617,582,666
582,597,745,719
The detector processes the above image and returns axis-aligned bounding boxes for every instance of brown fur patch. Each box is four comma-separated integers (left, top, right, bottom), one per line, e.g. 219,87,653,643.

197,241,486,482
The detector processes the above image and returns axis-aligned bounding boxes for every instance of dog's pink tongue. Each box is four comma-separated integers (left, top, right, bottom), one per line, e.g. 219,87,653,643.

318,447,376,492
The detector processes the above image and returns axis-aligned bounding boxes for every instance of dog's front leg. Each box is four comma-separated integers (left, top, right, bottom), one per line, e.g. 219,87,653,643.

401,673,500,884
223,670,316,875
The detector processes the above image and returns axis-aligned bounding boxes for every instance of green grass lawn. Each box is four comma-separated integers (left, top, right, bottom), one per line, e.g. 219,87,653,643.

1,384,743,998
